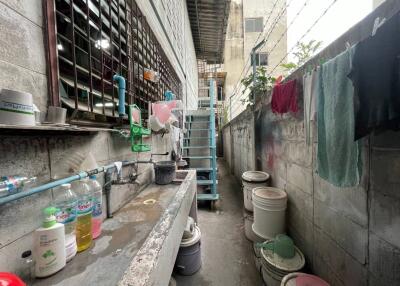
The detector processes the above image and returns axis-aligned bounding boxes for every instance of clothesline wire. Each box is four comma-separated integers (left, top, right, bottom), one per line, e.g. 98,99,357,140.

230,0,340,119
229,0,300,113
259,0,312,54
229,0,280,106
230,0,305,108
268,0,340,77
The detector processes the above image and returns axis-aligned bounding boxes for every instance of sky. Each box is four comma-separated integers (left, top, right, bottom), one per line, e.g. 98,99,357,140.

287,0,375,59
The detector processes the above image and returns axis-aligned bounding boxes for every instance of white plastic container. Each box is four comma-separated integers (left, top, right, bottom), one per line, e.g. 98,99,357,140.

281,272,330,286
252,187,287,240
243,210,263,242
0,89,35,126
242,171,270,212
34,207,66,277
260,241,305,286
53,183,78,262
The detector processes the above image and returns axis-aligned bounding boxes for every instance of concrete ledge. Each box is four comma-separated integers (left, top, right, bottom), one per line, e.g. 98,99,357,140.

33,170,197,286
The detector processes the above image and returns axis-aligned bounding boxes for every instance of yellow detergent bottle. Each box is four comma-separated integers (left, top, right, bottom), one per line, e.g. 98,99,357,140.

72,179,93,252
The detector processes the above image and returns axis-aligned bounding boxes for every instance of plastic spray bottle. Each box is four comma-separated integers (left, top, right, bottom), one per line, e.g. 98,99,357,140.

73,179,93,252
33,207,66,277
53,183,78,261
88,175,103,239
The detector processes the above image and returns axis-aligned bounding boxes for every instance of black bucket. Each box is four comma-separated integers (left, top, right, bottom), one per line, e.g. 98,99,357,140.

154,161,176,185
175,226,202,275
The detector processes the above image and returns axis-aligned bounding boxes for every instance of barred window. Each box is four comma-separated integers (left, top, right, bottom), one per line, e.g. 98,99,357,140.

46,0,182,125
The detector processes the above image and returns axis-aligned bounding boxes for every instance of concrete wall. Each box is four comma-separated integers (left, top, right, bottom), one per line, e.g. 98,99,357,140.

222,0,400,285
0,0,187,275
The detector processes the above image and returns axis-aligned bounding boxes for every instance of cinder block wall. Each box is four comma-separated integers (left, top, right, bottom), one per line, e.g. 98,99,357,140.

0,0,181,274
222,1,400,285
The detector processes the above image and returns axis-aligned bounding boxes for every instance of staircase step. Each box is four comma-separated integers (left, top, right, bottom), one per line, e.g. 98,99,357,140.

197,193,219,201
197,180,219,186
183,156,212,160
182,146,215,149
187,128,210,131
193,167,218,172
185,121,210,124
183,137,211,140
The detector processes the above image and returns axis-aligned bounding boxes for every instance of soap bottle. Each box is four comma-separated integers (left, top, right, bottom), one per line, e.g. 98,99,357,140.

33,207,66,278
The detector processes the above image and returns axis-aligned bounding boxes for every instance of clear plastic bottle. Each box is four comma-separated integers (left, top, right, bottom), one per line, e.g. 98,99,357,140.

88,175,103,239
0,176,37,197
72,179,93,252
53,183,78,261
20,250,35,285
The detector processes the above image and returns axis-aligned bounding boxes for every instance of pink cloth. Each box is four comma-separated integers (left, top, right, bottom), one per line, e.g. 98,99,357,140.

271,79,299,114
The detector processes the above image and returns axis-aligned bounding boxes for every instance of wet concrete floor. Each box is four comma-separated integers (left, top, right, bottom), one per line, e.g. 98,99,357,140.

174,159,263,286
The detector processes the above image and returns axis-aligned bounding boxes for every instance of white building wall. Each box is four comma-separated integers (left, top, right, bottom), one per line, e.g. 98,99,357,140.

137,0,198,110
226,0,287,120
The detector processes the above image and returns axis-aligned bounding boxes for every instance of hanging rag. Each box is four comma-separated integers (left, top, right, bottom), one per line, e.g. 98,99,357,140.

271,79,299,114
303,68,320,145
348,12,400,140
317,47,361,187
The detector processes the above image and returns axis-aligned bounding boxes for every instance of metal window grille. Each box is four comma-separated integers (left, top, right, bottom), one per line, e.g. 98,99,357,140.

46,0,182,125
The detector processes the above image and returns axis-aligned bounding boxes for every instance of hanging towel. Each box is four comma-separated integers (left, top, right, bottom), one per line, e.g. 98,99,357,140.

271,79,299,114
303,68,320,145
348,12,400,140
317,47,361,187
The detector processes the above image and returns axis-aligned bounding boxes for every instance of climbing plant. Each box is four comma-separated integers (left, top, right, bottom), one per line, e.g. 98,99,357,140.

281,40,323,74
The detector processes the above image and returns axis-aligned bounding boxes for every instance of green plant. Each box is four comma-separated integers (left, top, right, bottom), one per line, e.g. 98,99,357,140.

240,66,276,104
281,40,323,74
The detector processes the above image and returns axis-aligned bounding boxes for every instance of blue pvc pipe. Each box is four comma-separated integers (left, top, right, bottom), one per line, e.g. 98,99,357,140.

113,74,126,117
0,164,115,206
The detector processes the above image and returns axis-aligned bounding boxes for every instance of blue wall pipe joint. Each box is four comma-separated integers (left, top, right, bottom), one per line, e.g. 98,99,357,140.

113,74,126,117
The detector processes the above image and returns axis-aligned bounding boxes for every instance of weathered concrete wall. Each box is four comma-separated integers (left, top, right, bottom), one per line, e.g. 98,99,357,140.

222,107,255,178
223,0,400,285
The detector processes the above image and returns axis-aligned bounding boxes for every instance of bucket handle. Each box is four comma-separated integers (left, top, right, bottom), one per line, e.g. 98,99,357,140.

176,265,185,271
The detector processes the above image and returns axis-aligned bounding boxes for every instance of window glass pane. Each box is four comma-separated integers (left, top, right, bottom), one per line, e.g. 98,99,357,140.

254,18,263,32
259,53,268,66
245,18,254,32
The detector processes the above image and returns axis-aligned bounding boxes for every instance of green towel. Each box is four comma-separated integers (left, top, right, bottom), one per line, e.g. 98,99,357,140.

317,47,361,187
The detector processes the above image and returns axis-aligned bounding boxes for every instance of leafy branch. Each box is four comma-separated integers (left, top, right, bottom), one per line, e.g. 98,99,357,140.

240,66,276,105
281,40,323,74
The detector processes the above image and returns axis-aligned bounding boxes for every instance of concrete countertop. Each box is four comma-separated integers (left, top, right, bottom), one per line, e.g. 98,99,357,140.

33,169,197,286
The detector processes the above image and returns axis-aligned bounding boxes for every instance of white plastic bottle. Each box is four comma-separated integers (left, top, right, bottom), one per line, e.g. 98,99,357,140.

53,183,78,262
33,207,66,278
88,175,103,239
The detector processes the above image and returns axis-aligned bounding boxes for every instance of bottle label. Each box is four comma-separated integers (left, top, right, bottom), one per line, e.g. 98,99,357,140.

55,203,77,224
77,196,93,215
92,197,102,217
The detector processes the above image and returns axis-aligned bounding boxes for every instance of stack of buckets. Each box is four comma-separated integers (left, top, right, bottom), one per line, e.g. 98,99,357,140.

174,217,202,276
242,171,270,242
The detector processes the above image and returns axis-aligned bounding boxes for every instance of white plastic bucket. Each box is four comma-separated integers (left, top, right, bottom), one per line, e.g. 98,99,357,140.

243,210,263,242
260,242,305,286
252,187,287,240
281,272,330,286
175,225,202,275
242,171,270,212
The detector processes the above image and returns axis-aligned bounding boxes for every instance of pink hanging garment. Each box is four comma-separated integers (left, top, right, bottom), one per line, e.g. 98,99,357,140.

271,79,299,114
